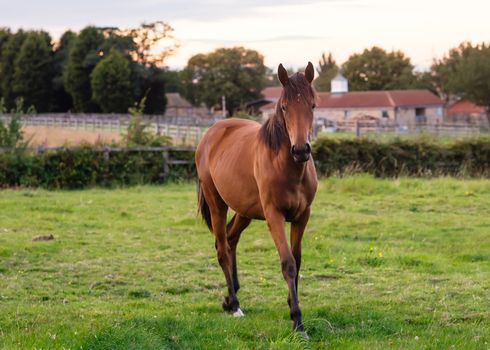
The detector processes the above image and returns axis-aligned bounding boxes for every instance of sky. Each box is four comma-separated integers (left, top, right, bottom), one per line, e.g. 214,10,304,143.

1,0,489,71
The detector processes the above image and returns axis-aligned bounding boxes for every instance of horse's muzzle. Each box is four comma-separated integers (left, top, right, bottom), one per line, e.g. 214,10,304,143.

291,143,311,163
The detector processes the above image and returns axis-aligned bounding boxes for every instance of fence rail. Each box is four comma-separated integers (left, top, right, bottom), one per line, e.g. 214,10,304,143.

0,113,217,146
324,120,489,138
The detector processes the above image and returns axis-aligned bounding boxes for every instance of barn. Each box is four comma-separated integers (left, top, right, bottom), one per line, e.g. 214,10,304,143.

259,73,444,130
445,99,489,128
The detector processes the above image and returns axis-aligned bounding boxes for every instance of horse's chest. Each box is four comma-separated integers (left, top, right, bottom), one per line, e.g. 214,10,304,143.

268,177,316,221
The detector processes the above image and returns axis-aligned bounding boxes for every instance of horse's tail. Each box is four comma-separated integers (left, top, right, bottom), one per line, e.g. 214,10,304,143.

197,180,213,232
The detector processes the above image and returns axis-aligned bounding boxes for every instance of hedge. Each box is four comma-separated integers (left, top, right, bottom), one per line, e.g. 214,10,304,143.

1,138,490,189
0,146,195,189
313,137,490,178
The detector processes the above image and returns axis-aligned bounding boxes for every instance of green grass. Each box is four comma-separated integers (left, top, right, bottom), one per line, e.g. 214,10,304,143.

318,131,490,144
0,176,489,349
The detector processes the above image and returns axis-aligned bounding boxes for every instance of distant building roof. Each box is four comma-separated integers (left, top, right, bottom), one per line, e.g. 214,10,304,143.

259,87,443,113
166,93,192,108
447,99,487,114
261,86,282,101
316,90,443,109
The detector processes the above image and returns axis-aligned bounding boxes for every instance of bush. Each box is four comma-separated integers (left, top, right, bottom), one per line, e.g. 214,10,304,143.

312,136,490,177
0,146,195,189
1,137,490,189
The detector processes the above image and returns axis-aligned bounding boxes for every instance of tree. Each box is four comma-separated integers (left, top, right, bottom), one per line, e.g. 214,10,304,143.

91,50,133,113
182,47,266,115
314,52,339,91
431,42,485,102
101,22,177,114
0,30,27,109
51,30,77,112
12,31,54,112
127,21,178,67
342,46,416,91
64,26,105,112
0,28,11,62
140,65,167,114
451,45,490,121
162,69,183,93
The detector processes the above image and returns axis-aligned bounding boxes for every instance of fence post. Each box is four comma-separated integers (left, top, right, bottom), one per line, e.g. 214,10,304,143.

103,145,110,161
37,145,45,155
356,121,361,137
163,149,170,178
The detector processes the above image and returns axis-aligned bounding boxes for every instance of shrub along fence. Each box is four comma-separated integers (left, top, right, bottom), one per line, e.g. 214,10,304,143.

1,138,490,189
0,146,195,189
313,137,490,177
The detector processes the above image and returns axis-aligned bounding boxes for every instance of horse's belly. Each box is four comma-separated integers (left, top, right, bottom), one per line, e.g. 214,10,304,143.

213,168,265,220
211,154,264,219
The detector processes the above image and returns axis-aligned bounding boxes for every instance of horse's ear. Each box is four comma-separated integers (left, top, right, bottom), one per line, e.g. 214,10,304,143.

278,63,289,86
305,61,314,83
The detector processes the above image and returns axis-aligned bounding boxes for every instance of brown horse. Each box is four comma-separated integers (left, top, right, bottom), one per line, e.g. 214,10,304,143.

195,62,317,333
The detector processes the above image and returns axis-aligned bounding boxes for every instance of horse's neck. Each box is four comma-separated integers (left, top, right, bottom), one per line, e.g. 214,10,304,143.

272,140,309,179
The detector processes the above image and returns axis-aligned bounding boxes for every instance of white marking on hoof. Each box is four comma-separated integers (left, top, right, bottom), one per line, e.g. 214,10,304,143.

298,331,309,340
233,308,245,317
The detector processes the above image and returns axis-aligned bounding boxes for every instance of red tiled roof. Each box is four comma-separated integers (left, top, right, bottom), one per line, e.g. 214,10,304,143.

261,86,282,100
389,90,443,107
447,99,487,114
316,90,443,109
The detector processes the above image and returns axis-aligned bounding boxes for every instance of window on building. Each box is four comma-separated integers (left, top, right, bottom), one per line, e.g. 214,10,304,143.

382,110,389,119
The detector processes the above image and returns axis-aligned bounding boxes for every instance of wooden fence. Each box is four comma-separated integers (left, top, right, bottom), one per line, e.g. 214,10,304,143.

0,113,216,146
332,120,488,138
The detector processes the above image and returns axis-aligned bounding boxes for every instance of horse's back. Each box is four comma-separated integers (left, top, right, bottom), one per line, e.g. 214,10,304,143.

196,118,260,168
196,118,264,219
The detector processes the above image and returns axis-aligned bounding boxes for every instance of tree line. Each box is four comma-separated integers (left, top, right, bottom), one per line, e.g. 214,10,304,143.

1,22,489,116
0,22,177,114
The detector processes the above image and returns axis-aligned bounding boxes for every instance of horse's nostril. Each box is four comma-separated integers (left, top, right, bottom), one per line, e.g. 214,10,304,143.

291,144,311,155
305,143,311,153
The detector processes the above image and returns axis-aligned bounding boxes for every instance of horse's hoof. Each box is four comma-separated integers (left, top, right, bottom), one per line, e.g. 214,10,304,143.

297,331,309,340
233,308,245,317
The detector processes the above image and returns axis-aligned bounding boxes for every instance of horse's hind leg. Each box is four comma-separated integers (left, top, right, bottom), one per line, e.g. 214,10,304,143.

201,185,243,316
226,214,251,293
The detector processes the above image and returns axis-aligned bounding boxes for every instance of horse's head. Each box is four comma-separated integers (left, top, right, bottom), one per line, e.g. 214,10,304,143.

277,62,315,163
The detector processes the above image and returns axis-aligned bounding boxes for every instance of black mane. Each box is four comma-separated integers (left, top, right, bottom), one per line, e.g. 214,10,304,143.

259,112,287,152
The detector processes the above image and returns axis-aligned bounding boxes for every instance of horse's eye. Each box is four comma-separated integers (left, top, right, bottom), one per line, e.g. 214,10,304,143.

281,105,287,111
312,103,316,110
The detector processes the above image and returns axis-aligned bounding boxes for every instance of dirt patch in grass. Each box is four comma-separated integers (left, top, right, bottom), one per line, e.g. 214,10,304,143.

23,126,122,147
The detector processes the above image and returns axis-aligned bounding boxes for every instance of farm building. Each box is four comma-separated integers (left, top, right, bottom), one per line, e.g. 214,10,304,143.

445,99,489,128
164,93,223,125
259,73,444,130
245,86,283,114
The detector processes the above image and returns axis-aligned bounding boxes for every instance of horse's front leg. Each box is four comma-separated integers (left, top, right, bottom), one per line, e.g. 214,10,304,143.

265,208,304,332
288,208,310,310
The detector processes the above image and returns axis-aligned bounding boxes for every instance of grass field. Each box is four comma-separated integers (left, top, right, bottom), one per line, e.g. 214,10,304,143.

0,176,489,349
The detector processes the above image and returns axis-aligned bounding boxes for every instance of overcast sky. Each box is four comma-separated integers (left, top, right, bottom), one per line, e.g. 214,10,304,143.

1,0,489,71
